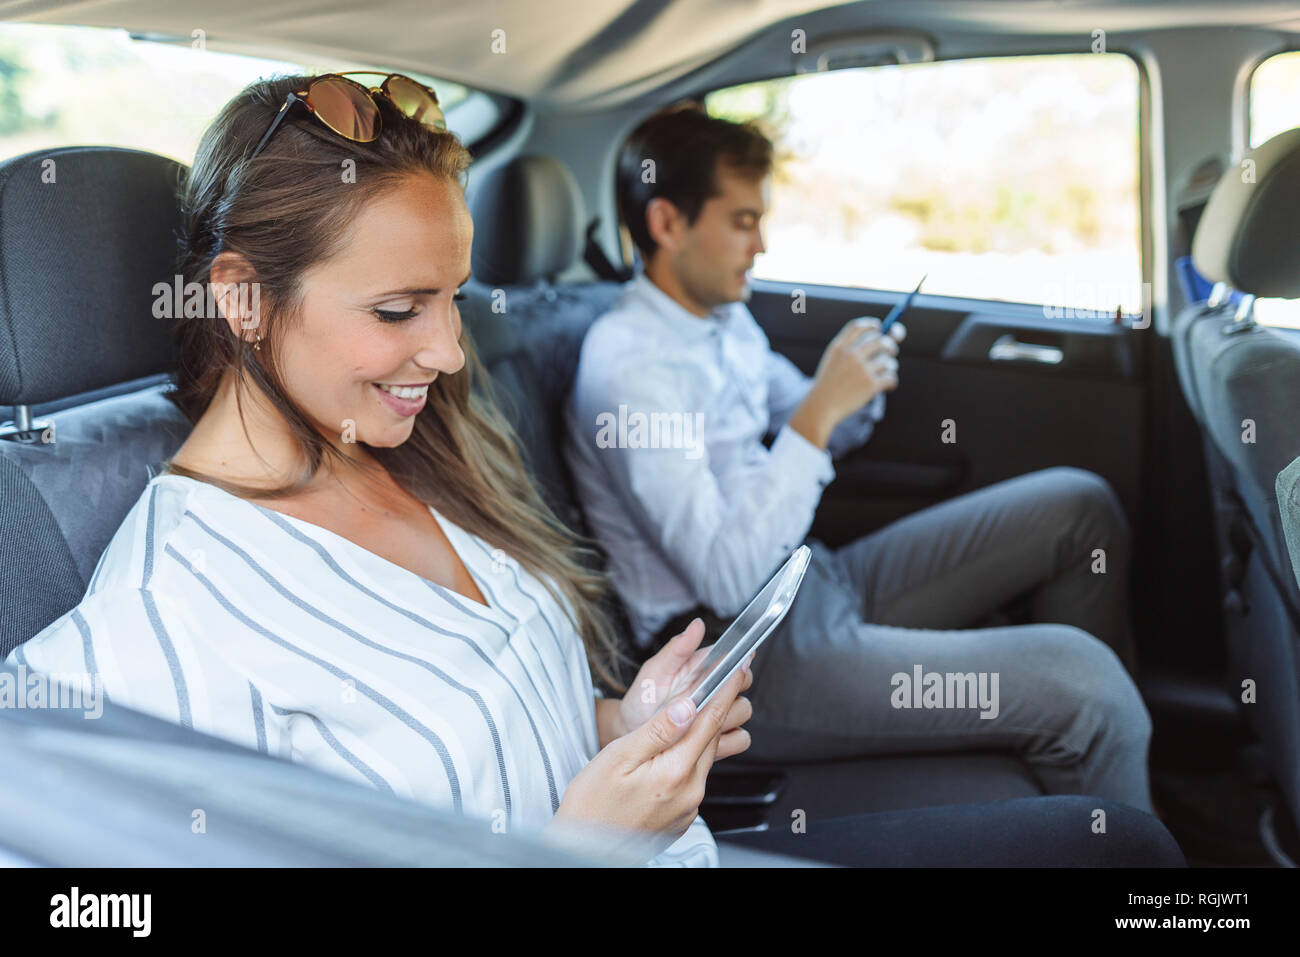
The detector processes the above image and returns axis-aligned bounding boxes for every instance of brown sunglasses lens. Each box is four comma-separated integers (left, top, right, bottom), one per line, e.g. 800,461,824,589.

385,75,447,132
308,76,381,141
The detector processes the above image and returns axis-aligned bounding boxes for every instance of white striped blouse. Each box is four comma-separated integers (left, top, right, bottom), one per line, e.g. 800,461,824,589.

5,472,719,867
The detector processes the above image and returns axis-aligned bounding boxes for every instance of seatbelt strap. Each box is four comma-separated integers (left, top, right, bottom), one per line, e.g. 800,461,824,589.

583,217,632,282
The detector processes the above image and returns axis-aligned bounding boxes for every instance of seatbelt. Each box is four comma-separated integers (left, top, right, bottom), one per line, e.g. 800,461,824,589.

583,217,632,282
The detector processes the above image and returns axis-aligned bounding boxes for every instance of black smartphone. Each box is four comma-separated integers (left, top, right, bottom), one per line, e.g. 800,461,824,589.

881,272,927,332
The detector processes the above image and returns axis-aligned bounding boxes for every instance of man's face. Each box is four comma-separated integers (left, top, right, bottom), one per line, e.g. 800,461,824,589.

273,172,472,452
671,163,769,311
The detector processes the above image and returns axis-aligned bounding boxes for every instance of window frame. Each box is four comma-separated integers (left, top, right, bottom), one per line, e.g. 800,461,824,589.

618,47,1153,322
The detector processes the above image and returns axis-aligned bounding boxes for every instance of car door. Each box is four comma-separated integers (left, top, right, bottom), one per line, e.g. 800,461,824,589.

702,50,1223,670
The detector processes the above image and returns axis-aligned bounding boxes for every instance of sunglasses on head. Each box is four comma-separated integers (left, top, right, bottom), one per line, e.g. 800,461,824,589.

249,72,447,161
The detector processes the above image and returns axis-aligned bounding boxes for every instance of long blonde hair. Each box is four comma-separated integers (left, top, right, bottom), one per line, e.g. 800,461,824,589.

163,74,630,691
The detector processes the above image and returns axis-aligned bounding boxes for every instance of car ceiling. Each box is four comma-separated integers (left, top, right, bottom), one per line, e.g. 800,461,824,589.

3,0,1300,108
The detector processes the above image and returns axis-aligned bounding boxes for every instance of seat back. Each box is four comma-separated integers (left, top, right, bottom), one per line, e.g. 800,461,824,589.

1168,127,1300,822
464,153,639,677
0,147,192,658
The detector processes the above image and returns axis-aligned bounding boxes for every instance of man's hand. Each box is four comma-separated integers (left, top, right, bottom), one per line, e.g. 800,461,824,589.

789,317,905,449
602,618,754,760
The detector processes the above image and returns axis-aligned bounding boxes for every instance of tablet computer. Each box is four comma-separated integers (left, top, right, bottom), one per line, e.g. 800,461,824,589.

670,545,811,710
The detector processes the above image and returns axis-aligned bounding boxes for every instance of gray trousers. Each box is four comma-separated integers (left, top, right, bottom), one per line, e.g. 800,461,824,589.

743,466,1154,814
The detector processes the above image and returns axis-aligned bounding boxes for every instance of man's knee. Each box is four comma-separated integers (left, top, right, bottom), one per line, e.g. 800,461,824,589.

1039,466,1130,545
1013,462,1128,561
1029,624,1151,748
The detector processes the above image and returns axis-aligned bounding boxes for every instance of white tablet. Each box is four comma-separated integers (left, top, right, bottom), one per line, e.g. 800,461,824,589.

671,545,811,710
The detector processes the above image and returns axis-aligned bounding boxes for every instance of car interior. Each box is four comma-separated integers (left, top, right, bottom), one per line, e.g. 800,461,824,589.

2,0,1300,869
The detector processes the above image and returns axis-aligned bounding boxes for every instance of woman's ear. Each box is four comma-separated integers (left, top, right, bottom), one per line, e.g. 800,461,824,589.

208,251,262,343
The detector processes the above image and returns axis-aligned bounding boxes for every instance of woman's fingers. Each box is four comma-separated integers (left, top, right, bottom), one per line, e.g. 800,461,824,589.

661,618,707,665
720,694,753,733
686,665,749,779
714,727,753,761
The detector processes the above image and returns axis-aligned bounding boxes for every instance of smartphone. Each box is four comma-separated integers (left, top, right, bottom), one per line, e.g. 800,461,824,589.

880,272,927,333
669,545,811,710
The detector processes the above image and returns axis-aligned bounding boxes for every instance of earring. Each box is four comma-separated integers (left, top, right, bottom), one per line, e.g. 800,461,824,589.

253,335,263,352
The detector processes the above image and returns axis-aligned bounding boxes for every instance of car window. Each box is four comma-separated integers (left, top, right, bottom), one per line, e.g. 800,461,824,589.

703,53,1143,317
0,22,486,168
1247,50,1300,328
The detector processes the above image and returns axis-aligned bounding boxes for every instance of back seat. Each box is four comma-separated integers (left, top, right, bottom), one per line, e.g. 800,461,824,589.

2,143,1047,827
463,153,1048,826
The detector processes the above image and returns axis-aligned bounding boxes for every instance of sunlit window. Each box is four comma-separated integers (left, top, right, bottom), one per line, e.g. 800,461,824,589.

704,53,1143,316
1247,51,1300,329
0,22,474,167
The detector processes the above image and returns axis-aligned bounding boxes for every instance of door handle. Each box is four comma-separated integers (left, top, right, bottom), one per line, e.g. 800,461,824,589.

988,334,1064,364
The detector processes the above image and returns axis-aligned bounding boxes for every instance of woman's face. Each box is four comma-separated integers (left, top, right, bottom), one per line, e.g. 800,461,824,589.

273,171,473,452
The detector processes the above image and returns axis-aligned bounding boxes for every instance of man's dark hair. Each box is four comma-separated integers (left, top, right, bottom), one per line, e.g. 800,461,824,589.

616,103,774,262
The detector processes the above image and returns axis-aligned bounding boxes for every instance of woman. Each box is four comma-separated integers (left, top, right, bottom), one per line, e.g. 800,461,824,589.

4,73,1183,867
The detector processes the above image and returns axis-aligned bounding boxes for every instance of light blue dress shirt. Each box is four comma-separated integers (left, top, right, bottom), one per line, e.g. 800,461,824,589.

564,272,885,648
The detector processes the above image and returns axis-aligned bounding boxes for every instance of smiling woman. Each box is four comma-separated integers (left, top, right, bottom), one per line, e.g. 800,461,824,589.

6,71,729,867
157,72,624,683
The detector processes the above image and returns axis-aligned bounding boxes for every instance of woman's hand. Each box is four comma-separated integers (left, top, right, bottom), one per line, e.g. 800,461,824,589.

611,618,754,761
551,662,751,860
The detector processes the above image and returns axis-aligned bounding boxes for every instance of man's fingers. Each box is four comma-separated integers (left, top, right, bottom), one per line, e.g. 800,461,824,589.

834,316,880,348
853,334,898,359
869,353,899,375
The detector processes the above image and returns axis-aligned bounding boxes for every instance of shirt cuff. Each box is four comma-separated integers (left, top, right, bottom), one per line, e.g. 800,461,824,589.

827,393,886,459
771,422,835,490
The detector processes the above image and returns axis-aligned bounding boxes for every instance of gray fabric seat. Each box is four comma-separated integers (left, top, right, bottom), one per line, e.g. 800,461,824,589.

1169,127,1300,824
464,153,1045,819
0,147,193,659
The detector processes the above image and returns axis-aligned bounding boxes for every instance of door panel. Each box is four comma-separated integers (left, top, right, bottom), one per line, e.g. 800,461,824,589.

746,282,1148,546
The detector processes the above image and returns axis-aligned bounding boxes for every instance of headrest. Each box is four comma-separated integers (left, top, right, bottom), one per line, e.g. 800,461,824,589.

0,147,186,406
468,154,584,286
1193,127,1300,299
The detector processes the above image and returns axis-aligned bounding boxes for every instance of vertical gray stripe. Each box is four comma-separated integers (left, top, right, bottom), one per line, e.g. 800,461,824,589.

139,588,192,728
163,542,463,813
269,703,393,794
141,484,159,588
248,682,268,753
70,608,98,679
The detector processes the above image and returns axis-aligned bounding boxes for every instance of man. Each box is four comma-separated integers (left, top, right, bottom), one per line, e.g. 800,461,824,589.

563,104,1153,813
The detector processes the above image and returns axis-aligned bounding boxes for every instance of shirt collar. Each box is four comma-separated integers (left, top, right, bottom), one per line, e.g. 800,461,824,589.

626,270,735,343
